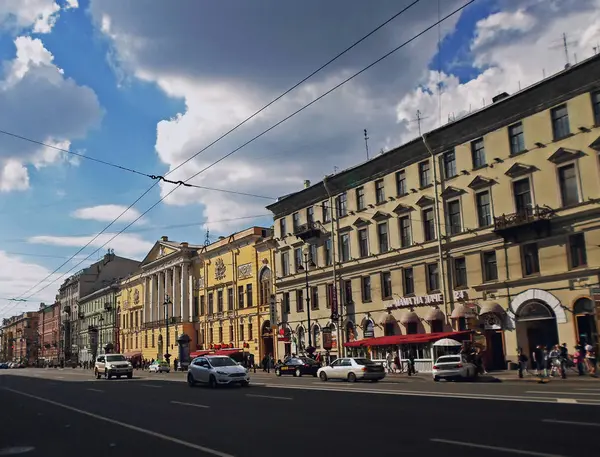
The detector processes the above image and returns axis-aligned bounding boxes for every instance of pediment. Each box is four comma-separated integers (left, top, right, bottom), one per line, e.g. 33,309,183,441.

440,186,466,199
392,203,414,215
547,147,585,164
468,175,496,190
352,217,371,227
504,162,538,178
415,195,435,207
371,211,391,222
140,241,180,266
588,136,600,152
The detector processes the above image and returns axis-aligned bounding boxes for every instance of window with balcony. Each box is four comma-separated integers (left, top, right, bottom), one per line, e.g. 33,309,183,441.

296,289,304,312
358,228,369,257
508,122,525,155
322,200,331,223
443,150,457,179
292,212,300,231
419,161,431,187
217,290,224,313
294,248,302,272
551,104,570,140
513,178,532,213
279,218,287,237
311,286,319,310
324,238,332,265
227,287,234,311
568,233,587,269
396,170,407,196
423,208,435,241
238,285,244,309
399,216,412,247
356,187,365,210
476,191,492,227
336,193,348,217
558,163,580,206
246,284,253,307
446,200,462,235
340,233,350,262
306,206,314,224
208,293,214,314
471,138,486,168
281,251,290,276
361,276,372,302
453,257,467,288
375,179,385,204
343,279,353,304
403,267,414,295
377,222,389,253
381,272,392,299
522,243,540,276
426,263,440,292
482,251,498,282
593,91,600,125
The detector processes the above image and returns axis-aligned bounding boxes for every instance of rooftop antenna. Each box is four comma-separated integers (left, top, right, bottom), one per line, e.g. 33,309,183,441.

550,32,576,68
204,228,210,247
363,129,370,160
333,166,339,174
413,110,428,135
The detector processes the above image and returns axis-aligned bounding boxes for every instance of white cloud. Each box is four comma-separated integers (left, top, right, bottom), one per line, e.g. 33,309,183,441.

0,0,60,34
0,160,29,192
70,204,145,224
65,0,79,9
27,233,153,258
472,9,537,48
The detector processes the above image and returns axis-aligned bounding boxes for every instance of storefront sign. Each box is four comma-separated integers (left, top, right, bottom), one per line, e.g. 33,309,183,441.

363,321,375,338
322,327,333,350
387,290,468,310
330,287,339,321
269,296,277,325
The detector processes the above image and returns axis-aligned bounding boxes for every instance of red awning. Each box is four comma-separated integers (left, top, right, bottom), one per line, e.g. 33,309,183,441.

343,331,472,348
190,350,212,358
213,348,243,356
124,351,142,359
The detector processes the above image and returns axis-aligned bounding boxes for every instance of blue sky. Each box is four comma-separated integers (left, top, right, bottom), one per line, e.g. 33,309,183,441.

0,0,597,317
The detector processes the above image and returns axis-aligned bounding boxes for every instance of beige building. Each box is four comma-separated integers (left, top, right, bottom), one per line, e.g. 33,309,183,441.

267,54,600,370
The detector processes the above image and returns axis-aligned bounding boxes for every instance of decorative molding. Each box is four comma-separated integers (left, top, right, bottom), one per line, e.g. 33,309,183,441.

215,258,227,281
141,258,190,277
468,175,497,190
352,217,371,227
392,203,414,215
509,288,567,324
238,262,253,280
371,211,391,222
589,136,600,152
504,162,538,178
440,186,466,199
415,195,435,207
547,147,586,164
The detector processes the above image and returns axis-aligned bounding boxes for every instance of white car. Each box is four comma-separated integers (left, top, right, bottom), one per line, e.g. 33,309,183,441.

94,354,133,379
149,360,170,373
432,355,477,381
187,355,250,388
317,357,386,382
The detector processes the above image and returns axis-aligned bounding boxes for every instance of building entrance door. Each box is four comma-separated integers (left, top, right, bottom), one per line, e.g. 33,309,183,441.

516,301,559,358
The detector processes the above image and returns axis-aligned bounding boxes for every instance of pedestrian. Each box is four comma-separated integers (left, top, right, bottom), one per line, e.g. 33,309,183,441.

173,358,178,372
559,343,568,379
517,348,528,378
407,349,416,376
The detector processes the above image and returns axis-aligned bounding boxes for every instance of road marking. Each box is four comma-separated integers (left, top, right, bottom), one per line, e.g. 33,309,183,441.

86,388,104,393
556,398,577,404
526,391,600,396
430,438,565,456
576,388,600,391
246,394,293,401
56,376,64,379
543,419,600,427
170,401,210,409
140,384,162,388
0,446,36,455
1,387,235,457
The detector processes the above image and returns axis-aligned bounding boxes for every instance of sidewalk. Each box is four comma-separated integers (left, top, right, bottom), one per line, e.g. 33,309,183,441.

384,369,600,382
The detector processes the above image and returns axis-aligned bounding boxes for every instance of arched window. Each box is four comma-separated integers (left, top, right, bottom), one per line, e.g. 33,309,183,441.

346,322,356,342
312,325,321,348
297,327,305,351
259,268,272,306
517,301,555,321
574,298,595,315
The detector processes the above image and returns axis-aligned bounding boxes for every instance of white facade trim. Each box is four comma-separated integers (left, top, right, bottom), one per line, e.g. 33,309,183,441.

509,288,568,324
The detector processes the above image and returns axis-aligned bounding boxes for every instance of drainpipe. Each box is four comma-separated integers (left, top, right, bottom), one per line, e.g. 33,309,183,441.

421,134,450,325
323,176,343,356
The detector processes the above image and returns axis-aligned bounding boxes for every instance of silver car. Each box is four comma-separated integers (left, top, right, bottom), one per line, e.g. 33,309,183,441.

187,355,250,388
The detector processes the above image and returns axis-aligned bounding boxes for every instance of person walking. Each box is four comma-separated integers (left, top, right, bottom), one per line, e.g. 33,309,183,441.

517,348,528,378
559,343,568,379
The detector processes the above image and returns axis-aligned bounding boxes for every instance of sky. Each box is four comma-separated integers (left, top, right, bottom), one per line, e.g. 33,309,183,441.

0,0,599,319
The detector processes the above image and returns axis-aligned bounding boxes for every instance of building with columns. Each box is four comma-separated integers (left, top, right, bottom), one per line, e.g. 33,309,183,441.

117,271,145,364
140,237,201,362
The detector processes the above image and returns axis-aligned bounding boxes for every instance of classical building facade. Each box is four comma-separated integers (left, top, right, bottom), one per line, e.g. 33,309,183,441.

117,271,145,363
267,54,600,370
0,312,39,364
195,227,276,362
38,302,61,365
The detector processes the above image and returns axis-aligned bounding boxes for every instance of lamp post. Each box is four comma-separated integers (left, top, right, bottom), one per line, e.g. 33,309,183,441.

297,252,316,350
164,295,172,366
98,316,104,354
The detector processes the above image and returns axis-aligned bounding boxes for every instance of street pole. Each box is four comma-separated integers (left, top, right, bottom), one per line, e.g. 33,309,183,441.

304,254,312,349
164,295,172,366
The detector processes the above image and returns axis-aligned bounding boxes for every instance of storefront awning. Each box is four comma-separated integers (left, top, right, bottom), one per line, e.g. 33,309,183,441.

213,348,243,356
479,301,504,315
379,312,396,325
424,307,444,322
190,350,212,358
124,352,142,359
344,330,472,348
400,311,420,325
451,303,468,318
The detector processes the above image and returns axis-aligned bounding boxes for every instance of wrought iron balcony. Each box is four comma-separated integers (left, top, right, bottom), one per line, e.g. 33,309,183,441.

493,205,555,240
293,221,324,242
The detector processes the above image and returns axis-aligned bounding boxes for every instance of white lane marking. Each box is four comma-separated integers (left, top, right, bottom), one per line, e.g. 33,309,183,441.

86,388,104,393
170,401,210,409
0,446,36,455
55,376,64,379
245,394,293,401
1,387,234,457
262,384,600,406
576,388,600,391
543,419,600,427
140,384,162,388
556,398,577,404
430,438,565,456
526,391,600,396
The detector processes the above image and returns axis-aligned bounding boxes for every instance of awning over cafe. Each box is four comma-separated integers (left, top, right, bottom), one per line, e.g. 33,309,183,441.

189,350,212,358
124,351,142,359
344,330,472,348
213,348,243,356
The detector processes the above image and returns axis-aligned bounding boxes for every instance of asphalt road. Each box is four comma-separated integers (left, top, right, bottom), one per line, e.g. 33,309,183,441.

1,368,599,457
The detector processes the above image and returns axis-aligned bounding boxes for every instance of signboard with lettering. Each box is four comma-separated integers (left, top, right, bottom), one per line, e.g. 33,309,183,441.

269,295,277,326
322,327,333,350
330,286,339,321
387,290,468,310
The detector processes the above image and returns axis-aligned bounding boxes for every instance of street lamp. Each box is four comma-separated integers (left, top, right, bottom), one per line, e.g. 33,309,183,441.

164,295,172,366
297,251,316,350
98,316,104,354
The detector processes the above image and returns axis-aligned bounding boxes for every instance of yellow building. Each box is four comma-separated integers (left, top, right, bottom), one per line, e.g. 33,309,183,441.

267,54,600,371
117,272,144,363
195,227,277,363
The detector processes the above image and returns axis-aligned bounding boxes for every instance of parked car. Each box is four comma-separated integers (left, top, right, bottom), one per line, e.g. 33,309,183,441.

0,363,8,369
317,357,386,382
275,356,320,377
149,360,170,373
94,354,133,379
187,355,249,388
432,355,477,381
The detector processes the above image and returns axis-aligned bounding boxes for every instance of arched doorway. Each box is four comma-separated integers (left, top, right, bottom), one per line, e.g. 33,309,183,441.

259,268,272,306
515,300,559,358
573,298,598,347
261,320,274,358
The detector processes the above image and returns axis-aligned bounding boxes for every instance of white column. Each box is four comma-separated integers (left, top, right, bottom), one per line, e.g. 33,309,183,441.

188,272,194,322
181,263,189,322
172,266,180,318
149,275,155,323
158,271,165,321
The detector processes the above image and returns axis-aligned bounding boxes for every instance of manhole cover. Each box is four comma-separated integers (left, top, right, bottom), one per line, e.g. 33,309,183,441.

0,447,35,455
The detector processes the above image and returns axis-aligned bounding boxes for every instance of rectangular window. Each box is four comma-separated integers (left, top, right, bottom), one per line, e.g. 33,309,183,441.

482,251,498,282
356,187,365,210
248,323,253,340
396,170,407,196
238,285,244,309
322,200,331,223
229,325,234,342
227,287,234,311
324,238,332,266
453,257,467,288
361,276,372,302
309,244,318,266
239,324,245,341
208,293,214,314
292,212,300,231
476,191,492,227
326,283,334,309
471,138,486,168
375,179,385,204
593,91,600,125
508,122,525,155
311,286,319,310
446,200,462,235
381,272,392,299
551,104,570,140
419,161,431,187
296,289,304,312
306,206,314,224
427,263,440,292
423,208,435,241
403,268,414,295
336,193,347,217
522,243,540,276
377,222,389,253
569,233,587,269
358,228,369,257
283,292,290,314
513,178,532,213
200,295,205,315
218,327,223,343
343,280,353,304
340,233,350,262
246,284,253,307
279,218,286,237
443,150,457,179
281,251,290,276
217,290,224,313
399,216,412,247
294,247,303,272
558,163,580,206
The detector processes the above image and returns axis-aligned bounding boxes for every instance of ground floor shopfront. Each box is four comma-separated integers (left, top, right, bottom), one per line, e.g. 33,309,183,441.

140,322,196,363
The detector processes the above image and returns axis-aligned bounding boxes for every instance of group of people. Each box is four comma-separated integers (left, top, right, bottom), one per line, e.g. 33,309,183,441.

518,341,597,379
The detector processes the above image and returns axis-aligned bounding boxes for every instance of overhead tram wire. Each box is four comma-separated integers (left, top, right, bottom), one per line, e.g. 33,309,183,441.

7,1,423,302
16,1,476,303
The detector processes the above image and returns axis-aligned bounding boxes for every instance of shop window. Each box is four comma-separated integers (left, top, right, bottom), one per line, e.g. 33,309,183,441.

384,322,395,336
430,320,444,333
456,317,467,331
406,322,418,334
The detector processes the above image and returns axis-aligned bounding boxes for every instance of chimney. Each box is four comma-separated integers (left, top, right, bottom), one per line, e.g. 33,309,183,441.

303,180,311,189
161,236,168,242
180,242,189,248
492,92,509,103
